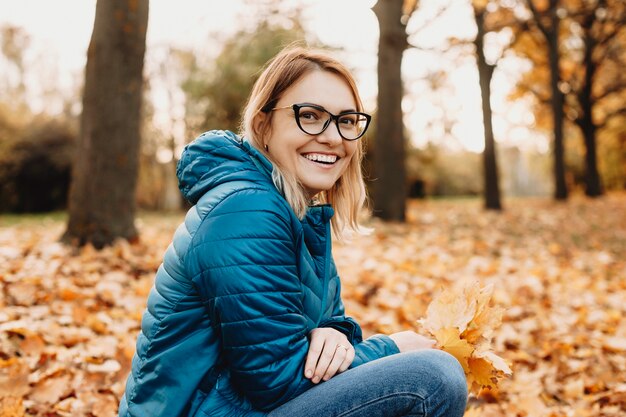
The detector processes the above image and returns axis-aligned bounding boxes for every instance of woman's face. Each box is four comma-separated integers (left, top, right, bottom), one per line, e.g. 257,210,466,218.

260,70,359,198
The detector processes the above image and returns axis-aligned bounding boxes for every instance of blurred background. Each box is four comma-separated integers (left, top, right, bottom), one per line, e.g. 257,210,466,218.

0,0,624,233
1,2,625,415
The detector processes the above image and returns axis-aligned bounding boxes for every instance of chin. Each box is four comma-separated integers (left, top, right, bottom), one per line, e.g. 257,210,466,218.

304,184,334,197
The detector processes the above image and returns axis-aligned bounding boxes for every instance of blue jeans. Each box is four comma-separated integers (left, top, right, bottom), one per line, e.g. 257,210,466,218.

267,350,467,417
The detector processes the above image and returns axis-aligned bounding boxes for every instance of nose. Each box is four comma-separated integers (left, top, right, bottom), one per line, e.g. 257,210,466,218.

316,120,343,146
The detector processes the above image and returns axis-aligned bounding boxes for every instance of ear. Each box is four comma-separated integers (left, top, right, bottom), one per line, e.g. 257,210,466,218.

253,111,267,137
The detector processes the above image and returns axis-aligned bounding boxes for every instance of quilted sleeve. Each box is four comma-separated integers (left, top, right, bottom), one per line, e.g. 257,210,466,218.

351,334,400,367
322,260,400,367
185,187,314,411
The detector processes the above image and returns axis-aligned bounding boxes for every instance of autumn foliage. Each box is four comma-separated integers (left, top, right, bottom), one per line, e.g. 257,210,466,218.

419,281,512,395
1,195,626,416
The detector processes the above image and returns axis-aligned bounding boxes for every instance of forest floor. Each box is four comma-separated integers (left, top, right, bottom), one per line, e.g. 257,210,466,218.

0,194,625,416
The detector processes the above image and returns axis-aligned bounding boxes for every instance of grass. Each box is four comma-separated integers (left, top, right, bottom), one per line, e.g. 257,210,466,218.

0,210,68,227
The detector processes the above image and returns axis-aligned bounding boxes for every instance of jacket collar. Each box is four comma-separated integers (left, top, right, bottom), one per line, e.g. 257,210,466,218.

241,138,335,224
240,138,273,182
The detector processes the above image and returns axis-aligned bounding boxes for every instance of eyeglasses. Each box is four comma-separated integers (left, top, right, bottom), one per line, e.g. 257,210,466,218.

268,103,371,141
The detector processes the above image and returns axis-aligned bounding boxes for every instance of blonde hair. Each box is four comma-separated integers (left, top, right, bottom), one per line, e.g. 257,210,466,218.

240,46,368,238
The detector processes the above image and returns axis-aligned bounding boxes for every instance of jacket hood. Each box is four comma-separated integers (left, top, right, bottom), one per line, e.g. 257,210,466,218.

177,130,273,204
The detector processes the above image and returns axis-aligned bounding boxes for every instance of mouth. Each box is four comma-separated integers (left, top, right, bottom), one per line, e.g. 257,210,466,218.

301,153,340,166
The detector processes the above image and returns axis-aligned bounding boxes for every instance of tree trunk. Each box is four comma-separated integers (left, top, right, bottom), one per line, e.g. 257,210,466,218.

63,0,149,248
547,3,568,200
578,12,603,197
581,116,602,196
372,0,407,221
473,7,502,211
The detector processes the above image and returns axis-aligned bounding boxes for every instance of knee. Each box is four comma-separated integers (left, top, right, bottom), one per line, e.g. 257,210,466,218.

431,350,467,398
407,349,468,413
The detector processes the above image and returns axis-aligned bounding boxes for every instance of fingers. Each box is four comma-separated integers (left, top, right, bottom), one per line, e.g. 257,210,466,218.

304,331,325,380
322,344,353,381
309,339,336,384
338,345,355,373
304,328,354,384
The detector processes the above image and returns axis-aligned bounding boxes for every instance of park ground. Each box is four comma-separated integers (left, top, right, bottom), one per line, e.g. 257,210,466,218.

0,194,625,416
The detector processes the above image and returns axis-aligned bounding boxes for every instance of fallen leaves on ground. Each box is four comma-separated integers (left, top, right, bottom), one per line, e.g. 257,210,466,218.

0,213,176,417
336,194,626,417
0,195,625,416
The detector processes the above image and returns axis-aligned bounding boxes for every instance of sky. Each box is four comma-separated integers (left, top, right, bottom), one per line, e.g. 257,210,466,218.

0,0,543,154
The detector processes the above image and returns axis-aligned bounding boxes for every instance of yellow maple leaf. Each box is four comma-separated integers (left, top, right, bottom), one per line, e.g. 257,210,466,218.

419,283,479,334
434,327,474,373
462,284,504,344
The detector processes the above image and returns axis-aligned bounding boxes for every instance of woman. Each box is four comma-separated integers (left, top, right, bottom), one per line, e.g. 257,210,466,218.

119,46,467,417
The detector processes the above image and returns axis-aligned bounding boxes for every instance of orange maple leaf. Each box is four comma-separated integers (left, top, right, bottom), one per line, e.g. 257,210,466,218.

434,327,474,373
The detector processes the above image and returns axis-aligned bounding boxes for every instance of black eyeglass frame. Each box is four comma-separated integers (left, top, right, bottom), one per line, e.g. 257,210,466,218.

269,103,372,141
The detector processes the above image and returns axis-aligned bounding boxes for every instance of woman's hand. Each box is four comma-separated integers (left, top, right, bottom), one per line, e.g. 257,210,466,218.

305,328,354,384
389,331,436,353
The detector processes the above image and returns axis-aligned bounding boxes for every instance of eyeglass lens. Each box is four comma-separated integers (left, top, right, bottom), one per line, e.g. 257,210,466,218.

296,105,368,140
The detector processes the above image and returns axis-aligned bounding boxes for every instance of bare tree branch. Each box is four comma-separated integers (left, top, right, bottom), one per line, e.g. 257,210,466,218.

406,1,454,47
596,79,626,101
526,0,551,38
516,80,552,104
599,106,626,128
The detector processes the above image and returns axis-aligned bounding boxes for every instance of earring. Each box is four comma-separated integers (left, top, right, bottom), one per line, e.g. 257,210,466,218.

264,144,269,152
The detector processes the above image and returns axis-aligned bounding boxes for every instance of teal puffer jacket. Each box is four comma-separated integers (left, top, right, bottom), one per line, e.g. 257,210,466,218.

119,130,399,417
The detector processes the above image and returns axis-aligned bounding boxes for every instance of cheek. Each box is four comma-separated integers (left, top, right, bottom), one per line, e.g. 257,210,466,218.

345,143,358,162
340,145,359,174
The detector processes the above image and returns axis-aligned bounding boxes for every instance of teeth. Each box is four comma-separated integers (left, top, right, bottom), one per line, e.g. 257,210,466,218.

304,153,338,164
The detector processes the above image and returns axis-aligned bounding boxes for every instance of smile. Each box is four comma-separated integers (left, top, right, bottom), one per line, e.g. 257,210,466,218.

302,153,339,165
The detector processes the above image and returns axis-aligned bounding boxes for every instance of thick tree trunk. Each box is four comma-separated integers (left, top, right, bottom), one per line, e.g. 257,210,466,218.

578,14,603,197
581,117,602,196
547,4,568,200
473,8,502,211
527,0,568,200
63,0,149,248
372,0,407,221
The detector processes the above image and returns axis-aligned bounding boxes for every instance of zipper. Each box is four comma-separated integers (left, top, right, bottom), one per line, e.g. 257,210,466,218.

318,207,332,322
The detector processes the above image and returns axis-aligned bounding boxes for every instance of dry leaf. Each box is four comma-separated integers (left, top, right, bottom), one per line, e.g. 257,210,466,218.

86,359,121,374
418,284,479,334
434,327,474,372
91,392,119,417
6,327,46,357
603,336,626,352
29,372,72,404
0,396,25,417
0,358,30,397
461,285,504,345
467,356,497,389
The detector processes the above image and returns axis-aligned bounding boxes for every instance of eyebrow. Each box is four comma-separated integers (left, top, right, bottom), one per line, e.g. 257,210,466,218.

301,102,358,114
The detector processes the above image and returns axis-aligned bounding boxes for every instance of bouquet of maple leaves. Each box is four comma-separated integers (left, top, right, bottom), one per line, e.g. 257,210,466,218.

418,280,512,395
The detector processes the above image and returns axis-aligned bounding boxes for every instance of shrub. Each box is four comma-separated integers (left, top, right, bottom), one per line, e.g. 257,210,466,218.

0,119,76,212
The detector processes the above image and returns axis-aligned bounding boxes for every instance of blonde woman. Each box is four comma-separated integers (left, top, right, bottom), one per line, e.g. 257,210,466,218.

119,46,467,417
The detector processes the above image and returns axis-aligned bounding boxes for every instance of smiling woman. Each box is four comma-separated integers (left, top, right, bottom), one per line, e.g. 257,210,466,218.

255,71,364,210
119,45,468,417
